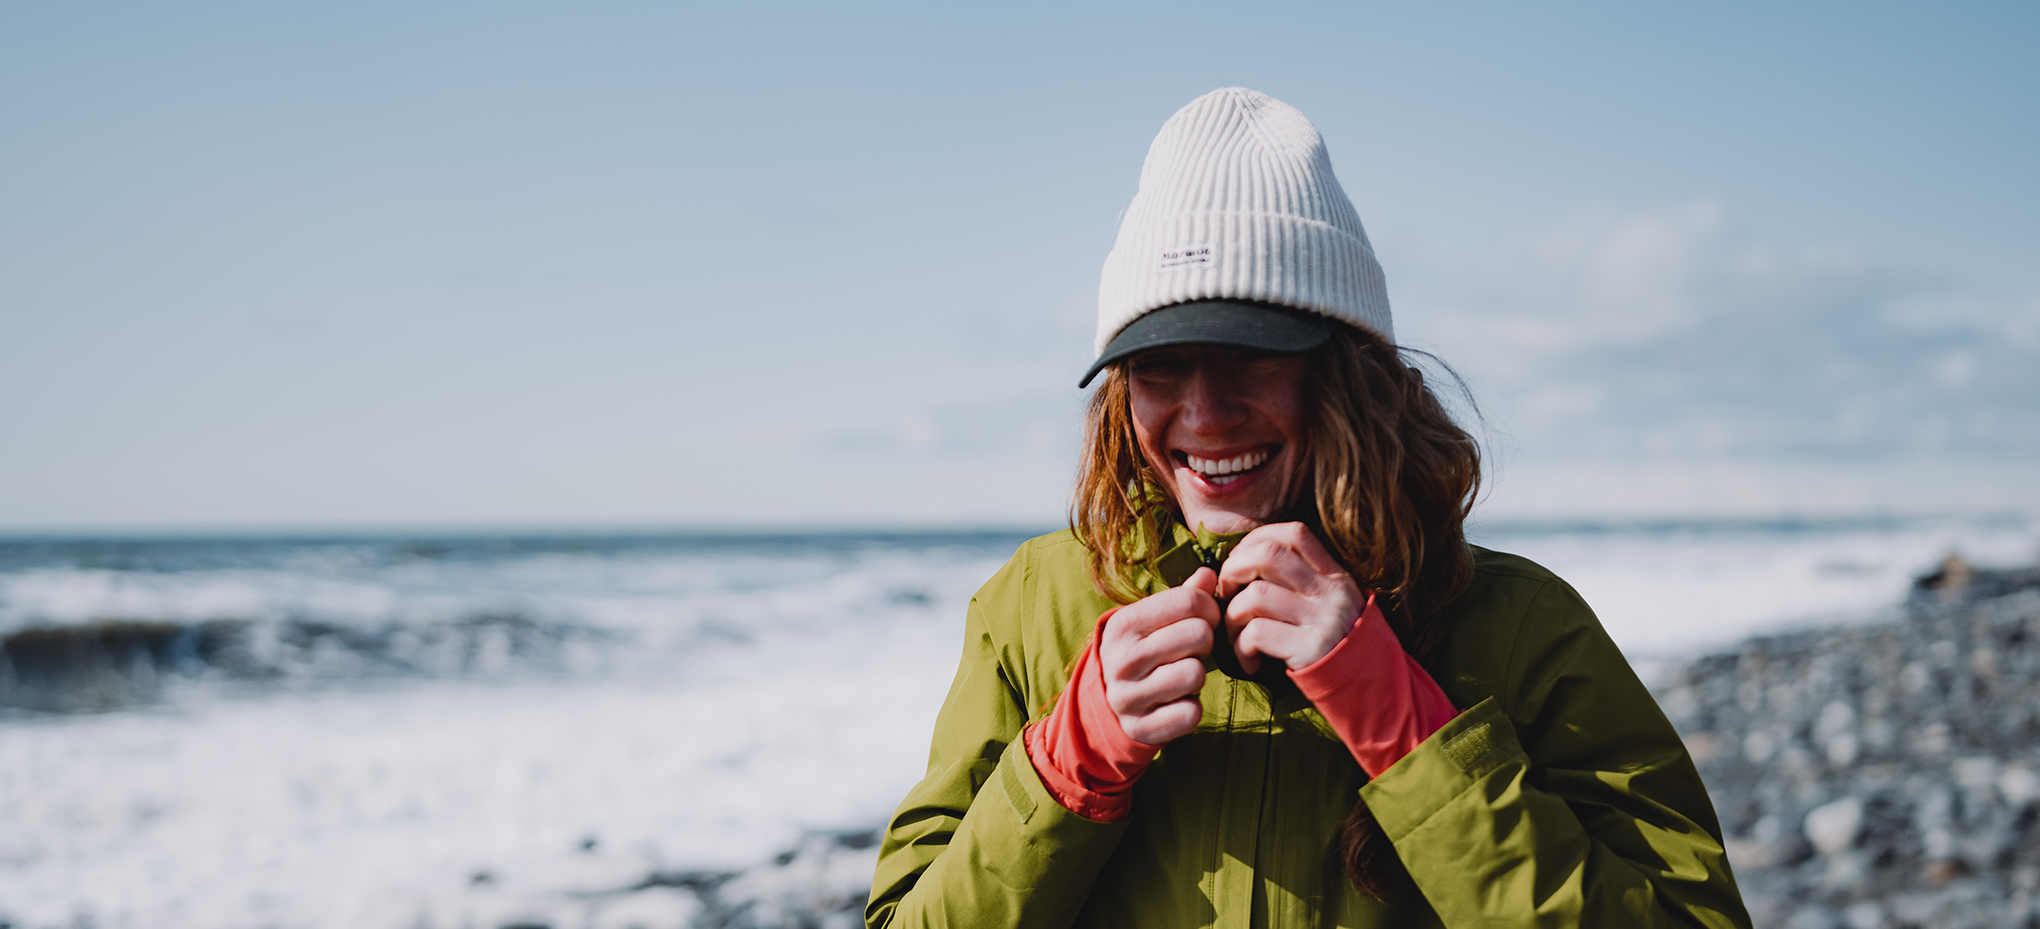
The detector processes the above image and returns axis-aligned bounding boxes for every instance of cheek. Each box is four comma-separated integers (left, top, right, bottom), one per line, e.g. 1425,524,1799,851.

1128,386,1162,434
1273,400,1307,444
1256,382,1308,442
1263,378,1310,478
1272,368,1310,441
1127,388,1175,470
1130,419,1174,477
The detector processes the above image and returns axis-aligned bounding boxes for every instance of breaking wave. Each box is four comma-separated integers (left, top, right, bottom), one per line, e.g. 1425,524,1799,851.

0,532,1030,712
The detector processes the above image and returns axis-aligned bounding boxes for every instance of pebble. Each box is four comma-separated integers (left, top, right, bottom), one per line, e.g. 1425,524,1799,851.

1655,576,2040,928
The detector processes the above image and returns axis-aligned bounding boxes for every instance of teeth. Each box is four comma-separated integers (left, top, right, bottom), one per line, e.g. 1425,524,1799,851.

1185,448,1271,480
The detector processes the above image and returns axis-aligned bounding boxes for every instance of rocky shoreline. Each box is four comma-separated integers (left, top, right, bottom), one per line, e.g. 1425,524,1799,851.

1654,559,2040,929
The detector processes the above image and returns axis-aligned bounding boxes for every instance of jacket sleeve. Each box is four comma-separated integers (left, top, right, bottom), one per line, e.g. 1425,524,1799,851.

866,595,1130,929
1358,577,1751,929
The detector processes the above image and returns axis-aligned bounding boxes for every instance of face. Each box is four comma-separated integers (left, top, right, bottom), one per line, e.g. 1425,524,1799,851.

1125,344,1310,535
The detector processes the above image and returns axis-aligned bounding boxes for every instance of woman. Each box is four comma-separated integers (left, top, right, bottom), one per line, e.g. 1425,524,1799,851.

866,88,1749,929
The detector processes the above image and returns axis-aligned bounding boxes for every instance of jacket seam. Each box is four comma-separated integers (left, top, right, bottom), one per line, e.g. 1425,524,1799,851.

1500,577,1548,722
1011,540,1036,710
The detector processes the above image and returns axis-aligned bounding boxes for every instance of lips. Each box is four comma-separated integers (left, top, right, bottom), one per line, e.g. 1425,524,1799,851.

1180,447,1274,486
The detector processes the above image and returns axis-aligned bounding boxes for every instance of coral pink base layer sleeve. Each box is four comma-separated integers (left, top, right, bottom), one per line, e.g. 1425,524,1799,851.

1287,592,1459,778
1023,609,1162,822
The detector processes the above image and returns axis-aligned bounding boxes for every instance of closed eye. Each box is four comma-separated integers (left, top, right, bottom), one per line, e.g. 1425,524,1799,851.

1127,353,1192,378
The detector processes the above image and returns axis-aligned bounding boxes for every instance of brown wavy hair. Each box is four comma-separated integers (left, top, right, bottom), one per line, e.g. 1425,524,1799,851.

1068,319,1483,897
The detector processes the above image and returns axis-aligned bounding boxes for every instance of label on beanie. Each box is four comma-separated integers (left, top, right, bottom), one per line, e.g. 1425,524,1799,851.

1157,244,1214,271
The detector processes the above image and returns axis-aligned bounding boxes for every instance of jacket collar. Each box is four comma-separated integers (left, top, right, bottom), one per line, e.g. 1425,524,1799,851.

1141,515,1251,591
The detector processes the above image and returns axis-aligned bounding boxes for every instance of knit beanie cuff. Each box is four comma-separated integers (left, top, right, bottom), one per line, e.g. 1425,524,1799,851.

1095,209,1393,354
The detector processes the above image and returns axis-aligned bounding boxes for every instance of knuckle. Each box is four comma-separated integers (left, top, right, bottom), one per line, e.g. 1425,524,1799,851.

1163,660,1204,694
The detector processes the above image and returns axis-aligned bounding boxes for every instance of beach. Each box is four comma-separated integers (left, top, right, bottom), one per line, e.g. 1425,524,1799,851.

2,516,2035,928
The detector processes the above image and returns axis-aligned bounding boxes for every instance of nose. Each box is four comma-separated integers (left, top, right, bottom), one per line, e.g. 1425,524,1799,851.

1179,363,1250,436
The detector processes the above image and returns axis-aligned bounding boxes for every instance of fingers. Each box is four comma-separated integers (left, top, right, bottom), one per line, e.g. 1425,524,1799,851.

1232,617,1320,673
1217,546,1315,598
1225,581,1314,674
1105,654,1208,718
1098,571,1223,746
1101,589,1217,680
1105,580,1221,641
1249,522,1347,575
1224,567,1358,672
1119,696,1202,745
1110,617,1213,681
1216,523,1347,598
1223,580,1314,638
1111,651,1207,745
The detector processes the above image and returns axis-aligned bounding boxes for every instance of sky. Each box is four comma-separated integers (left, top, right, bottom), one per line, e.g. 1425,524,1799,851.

2,1,2035,531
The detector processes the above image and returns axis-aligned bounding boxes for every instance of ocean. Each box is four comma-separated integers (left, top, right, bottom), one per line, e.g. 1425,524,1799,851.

2,515,2035,928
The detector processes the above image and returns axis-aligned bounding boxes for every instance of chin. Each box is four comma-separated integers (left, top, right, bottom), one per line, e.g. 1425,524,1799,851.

1178,497,1289,533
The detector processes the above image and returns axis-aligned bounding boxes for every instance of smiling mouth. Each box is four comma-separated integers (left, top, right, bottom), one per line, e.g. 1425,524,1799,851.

1176,447,1276,486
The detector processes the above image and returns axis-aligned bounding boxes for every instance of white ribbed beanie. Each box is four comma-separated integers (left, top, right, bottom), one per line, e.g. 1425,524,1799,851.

1095,88,1393,356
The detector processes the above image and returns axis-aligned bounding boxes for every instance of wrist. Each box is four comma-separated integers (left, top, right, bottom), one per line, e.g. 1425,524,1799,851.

1289,610,1361,670
1286,592,1459,777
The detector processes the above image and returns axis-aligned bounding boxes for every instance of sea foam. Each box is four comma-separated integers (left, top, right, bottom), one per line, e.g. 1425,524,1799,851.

0,518,2034,928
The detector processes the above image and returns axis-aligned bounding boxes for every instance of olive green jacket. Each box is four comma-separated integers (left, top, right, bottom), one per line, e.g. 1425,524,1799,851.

868,526,1749,929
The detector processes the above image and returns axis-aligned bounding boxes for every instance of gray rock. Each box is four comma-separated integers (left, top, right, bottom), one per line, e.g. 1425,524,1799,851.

1657,567,2040,928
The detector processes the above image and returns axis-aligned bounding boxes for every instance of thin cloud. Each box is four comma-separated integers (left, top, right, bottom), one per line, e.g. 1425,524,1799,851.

1405,202,2040,462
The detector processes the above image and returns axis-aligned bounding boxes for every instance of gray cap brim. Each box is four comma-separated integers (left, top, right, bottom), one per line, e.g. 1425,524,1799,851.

1078,300,1333,387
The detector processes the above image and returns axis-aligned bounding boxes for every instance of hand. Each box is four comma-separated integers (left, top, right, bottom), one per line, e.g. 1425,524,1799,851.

1217,523,1366,674
1098,567,1221,744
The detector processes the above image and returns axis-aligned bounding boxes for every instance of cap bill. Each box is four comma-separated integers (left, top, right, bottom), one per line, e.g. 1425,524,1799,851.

1078,300,1333,387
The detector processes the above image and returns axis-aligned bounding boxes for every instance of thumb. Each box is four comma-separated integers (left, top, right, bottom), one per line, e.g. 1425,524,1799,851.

1184,568,1223,628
